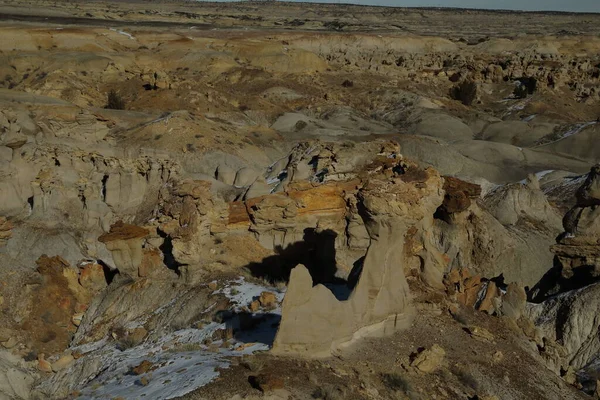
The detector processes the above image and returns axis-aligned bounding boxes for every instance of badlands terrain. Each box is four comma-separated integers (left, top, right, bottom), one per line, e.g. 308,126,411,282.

0,1,600,399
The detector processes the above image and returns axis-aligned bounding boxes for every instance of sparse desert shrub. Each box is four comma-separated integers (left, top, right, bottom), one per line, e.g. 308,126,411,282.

451,80,479,106
295,120,308,131
240,356,265,372
312,384,345,400
286,19,306,27
323,20,346,31
106,89,125,110
186,143,196,152
381,372,411,393
116,335,137,351
450,309,469,325
451,365,480,391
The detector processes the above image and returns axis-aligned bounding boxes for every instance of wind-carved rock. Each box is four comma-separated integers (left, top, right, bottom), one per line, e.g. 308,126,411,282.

526,164,600,377
434,174,563,288
272,165,444,357
98,221,149,278
531,164,600,300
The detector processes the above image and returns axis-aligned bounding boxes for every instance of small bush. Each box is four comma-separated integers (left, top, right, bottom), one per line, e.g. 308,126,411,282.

116,336,137,351
240,356,264,372
106,89,126,110
312,384,345,400
186,143,196,152
381,372,411,393
295,120,308,131
451,366,480,391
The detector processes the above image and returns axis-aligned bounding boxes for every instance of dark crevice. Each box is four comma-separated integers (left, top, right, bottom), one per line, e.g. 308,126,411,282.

97,259,119,286
346,255,365,291
157,229,183,274
27,196,34,211
101,175,109,202
78,190,87,209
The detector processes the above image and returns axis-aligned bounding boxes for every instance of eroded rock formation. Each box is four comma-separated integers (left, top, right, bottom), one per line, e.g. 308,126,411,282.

272,163,444,356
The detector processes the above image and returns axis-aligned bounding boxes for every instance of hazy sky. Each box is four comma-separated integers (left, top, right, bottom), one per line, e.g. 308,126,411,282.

246,0,600,13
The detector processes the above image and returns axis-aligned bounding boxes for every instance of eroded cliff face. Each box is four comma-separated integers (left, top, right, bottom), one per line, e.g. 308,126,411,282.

0,106,178,273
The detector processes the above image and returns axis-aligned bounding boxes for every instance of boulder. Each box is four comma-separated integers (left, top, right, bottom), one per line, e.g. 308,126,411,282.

215,165,237,185
78,262,107,293
259,291,277,309
51,354,74,372
438,176,481,216
500,283,526,320
411,344,446,373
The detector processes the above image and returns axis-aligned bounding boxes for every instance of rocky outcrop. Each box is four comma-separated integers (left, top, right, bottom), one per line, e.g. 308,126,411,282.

4,255,97,356
99,221,149,278
555,164,600,273
531,164,600,300
157,179,226,282
444,268,526,319
484,175,562,230
0,350,36,400
527,282,600,371
433,175,563,288
0,109,36,150
525,164,600,386
272,165,444,357
437,176,481,216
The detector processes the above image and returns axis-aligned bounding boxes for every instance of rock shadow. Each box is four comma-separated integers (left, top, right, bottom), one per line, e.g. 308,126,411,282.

528,257,599,302
219,311,281,347
246,228,341,284
157,229,183,275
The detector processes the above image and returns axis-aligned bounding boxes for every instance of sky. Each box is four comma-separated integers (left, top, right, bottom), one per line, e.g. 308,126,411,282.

221,0,600,13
